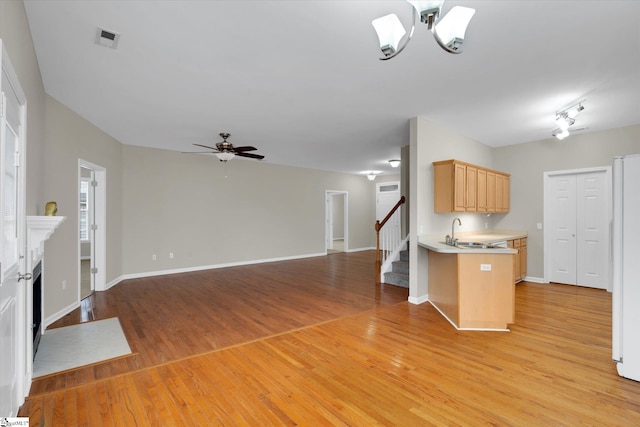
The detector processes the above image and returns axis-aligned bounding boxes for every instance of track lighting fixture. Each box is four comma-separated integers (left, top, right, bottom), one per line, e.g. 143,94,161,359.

552,100,585,140
372,1,475,60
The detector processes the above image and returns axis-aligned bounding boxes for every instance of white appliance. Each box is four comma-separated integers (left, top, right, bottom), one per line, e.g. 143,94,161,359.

612,154,640,381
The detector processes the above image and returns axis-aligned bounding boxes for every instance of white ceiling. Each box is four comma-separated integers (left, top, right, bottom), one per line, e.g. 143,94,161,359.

23,1,640,175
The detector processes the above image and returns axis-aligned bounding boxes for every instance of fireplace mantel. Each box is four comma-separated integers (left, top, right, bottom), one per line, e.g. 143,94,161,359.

26,216,66,264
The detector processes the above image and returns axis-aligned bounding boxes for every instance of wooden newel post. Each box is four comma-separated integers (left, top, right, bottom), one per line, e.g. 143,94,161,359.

375,220,382,284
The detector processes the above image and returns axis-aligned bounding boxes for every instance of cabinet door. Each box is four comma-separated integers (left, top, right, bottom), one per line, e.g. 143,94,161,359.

454,163,466,212
465,166,477,211
507,240,517,283
487,171,496,212
477,169,487,212
520,238,527,278
513,239,521,281
496,174,504,213
502,175,510,212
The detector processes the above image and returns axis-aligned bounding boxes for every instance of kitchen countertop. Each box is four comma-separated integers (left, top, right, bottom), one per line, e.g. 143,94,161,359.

418,229,526,254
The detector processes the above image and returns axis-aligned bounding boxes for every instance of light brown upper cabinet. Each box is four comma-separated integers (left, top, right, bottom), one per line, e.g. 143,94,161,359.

477,168,487,212
433,159,510,213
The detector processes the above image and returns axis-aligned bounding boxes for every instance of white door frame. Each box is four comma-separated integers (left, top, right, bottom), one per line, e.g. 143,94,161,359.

543,166,612,289
78,159,107,293
325,190,348,253
0,39,29,415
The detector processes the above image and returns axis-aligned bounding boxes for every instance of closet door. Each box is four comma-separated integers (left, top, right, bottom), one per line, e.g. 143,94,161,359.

547,170,608,289
576,172,608,288
549,175,577,285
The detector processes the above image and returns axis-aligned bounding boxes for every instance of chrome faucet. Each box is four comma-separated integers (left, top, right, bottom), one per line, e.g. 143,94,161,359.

446,217,462,246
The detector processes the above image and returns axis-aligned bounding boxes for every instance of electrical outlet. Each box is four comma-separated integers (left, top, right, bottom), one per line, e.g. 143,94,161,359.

485,222,489,229
480,264,492,271
169,252,174,259
152,254,157,261
537,223,543,230
62,279,67,290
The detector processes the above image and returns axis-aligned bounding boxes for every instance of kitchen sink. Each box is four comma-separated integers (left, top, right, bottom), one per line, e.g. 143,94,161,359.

440,241,500,249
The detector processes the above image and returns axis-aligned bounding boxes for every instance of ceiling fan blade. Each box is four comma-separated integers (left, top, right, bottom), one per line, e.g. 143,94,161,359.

193,143,220,151
236,152,265,160
232,146,258,153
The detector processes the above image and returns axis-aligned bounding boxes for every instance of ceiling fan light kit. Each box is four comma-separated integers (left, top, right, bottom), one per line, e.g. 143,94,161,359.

372,0,475,60
187,133,265,163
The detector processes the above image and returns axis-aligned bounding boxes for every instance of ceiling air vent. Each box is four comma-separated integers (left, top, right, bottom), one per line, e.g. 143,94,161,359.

95,27,120,49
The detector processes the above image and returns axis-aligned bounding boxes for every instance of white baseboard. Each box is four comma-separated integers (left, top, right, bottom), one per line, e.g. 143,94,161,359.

44,301,80,330
346,246,375,253
408,294,429,305
522,275,545,283
114,252,327,284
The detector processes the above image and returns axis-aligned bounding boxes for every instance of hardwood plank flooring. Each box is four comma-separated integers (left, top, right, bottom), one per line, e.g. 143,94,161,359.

29,251,408,395
20,251,640,425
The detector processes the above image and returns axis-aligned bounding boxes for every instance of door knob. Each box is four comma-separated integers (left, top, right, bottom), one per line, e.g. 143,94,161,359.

18,273,32,282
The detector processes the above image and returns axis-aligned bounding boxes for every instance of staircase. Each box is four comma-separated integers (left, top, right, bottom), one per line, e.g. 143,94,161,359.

383,243,409,288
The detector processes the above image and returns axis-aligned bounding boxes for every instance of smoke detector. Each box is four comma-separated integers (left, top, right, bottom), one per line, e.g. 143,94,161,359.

95,27,120,49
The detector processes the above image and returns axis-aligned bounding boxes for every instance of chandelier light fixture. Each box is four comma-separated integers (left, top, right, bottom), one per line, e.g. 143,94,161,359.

552,100,585,140
372,0,476,60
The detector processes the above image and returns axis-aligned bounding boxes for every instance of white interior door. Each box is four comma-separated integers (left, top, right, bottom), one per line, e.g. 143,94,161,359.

325,194,334,250
547,169,609,289
0,41,28,417
576,172,609,288
79,159,106,293
549,175,577,284
79,168,95,299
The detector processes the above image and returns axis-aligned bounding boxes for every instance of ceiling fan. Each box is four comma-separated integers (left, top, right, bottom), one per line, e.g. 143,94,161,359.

188,133,265,162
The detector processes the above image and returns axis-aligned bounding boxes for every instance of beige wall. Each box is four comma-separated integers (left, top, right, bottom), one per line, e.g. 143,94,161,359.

42,96,123,319
121,145,380,275
0,0,46,214
493,124,640,279
410,117,494,302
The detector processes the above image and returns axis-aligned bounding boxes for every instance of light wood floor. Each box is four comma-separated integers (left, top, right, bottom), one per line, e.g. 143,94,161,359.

20,251,640,425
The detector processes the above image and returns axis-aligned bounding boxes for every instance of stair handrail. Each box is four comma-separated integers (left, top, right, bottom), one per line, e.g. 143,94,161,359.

375,196,406,283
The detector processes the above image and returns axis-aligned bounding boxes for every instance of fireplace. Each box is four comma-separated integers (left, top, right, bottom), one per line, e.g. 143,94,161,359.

27,215,66,366
32,260,42,359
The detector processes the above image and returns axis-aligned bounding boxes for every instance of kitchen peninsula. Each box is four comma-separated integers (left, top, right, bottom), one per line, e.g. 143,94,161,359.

419,231,526,331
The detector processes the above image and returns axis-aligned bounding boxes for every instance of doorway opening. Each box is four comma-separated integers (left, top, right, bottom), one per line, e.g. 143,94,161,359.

79,167,93,299
376,181,401,250
325,191,348,254
78,160,106,300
